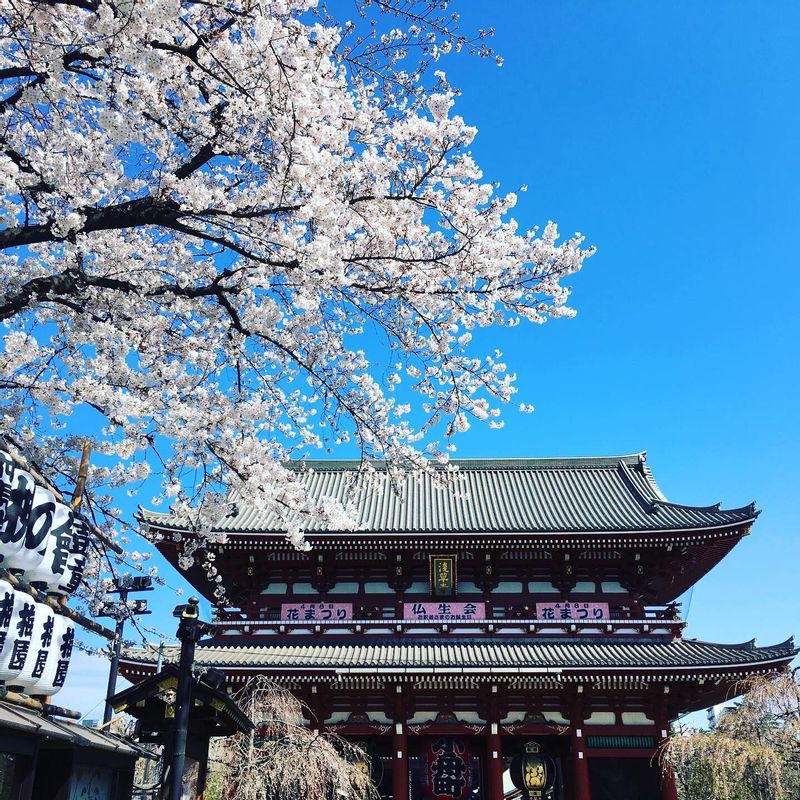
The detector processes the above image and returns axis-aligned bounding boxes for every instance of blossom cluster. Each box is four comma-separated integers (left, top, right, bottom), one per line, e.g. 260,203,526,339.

0,0,593,584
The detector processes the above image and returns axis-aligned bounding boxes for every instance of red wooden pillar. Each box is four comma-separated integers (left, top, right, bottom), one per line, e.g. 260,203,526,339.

392,683,409,800
393,722,408,800
485,724,505,799
660,765,679,800
571,701,591,800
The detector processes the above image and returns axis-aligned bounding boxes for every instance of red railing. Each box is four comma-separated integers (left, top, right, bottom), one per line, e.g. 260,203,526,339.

209,613,685,637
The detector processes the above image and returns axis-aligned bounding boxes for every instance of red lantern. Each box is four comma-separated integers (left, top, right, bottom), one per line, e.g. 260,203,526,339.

426,737,471,800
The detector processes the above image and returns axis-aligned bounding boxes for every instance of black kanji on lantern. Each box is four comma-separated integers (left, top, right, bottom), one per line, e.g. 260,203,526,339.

59,554,86,594
24,492,55,551
0,592,13,627
31,649,47,679
60,626,74,659
0,464,34,546
16,602,35,637
428,737,470,800
53,658,69,687
41,616,54,648
49,523,72,577
8,639,29,670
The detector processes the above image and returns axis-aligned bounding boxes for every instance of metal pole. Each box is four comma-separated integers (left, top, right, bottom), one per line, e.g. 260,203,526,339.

103,592,126,726
165,597,200,800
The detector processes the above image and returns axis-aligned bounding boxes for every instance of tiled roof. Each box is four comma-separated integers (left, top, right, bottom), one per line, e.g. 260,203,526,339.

139,453,757,535
122,636,795,673
0,701,143,756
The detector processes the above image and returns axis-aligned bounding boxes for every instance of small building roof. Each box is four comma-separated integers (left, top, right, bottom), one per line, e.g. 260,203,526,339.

139,453,757,536
0,701,142,756
108,663,252,739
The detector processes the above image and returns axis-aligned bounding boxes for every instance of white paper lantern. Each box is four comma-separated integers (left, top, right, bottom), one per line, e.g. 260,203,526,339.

13,601,55,694
0,587,37,685
55,516,89,596
25,501,79,594
3,485,55,575
27,613,74,697
0,578,15,651
0,455,36,569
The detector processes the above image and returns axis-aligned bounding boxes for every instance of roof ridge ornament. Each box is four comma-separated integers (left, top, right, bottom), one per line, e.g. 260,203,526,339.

616,460,659,515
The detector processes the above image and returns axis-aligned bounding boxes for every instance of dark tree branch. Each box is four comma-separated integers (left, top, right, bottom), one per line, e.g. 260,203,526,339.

0,259,246,322
0,196,178,250
37,0,100,11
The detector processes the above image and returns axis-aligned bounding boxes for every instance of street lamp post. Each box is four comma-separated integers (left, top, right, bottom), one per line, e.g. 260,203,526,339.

165,596,216,800
95,574,152,726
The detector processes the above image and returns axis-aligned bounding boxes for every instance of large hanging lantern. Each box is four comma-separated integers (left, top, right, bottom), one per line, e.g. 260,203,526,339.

0,578,15,656
12,601,55,693
56,516,90,596
24,505,89,596
348,741,382,799
3,485,55,575
509,742,557,800
24,501,73,589
0,456,36,567
27,613,74,697
0,585,37,684
426,737,471,800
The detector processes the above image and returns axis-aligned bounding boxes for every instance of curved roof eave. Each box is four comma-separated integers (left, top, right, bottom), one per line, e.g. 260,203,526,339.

137,451,758,537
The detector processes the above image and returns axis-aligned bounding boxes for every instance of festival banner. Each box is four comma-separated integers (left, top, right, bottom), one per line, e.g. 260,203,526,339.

427,737,471,800
280,602,352,621
404,602,486,622
535,601,609,621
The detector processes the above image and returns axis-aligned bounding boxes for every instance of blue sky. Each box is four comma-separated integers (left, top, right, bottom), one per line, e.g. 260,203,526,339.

436,0,800,654
58,1,799,717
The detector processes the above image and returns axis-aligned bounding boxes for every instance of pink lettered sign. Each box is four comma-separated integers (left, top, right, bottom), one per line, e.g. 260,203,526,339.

280,602,352,622
403,602,486,621
535,601,609,621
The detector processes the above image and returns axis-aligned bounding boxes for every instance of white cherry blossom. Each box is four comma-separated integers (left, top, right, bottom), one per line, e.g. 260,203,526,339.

0,0,593,581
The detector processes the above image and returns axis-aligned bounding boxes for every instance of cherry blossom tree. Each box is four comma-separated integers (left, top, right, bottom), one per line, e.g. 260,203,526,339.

0,0,594,586
211,676,379,800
